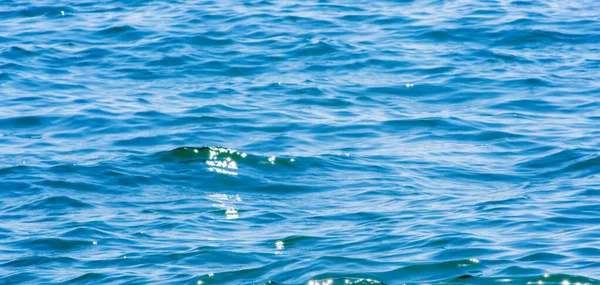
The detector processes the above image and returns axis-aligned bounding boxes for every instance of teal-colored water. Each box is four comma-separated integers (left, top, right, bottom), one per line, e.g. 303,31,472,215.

1,0,599,284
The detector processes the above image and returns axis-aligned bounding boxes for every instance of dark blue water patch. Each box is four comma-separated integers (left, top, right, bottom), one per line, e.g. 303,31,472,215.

12,237,92,252
93,25,150,41
494,265,545,276
515,148,599,177
292,41,340,57
381,117,479,132
290,98,353,108
60,273,108,284
376,259,486,283
0,71,12,83
17,195,93,212
184,34,237,46
145,55,193,67
0,64,38,83
0,35,14,44
285,87,326,96
416,29,480,43
472,49,536,64
491,29,598,47
0,6,61,18
0,115,61,130
1,255,78,270
73,47,114,62
0,46,36,60
488,99,564,113
518,252,569,263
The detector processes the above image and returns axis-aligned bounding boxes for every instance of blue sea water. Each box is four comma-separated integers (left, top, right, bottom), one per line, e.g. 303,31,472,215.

1,0,600,284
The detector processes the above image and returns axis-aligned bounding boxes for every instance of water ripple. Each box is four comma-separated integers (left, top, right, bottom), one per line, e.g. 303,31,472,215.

1,0,599,284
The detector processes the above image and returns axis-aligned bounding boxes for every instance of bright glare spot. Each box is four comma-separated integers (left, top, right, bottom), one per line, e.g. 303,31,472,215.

123,256,127,259
278,81,281,85
226,208,239,219
345,280,350,284
208,193,241,202
208,273,214,277
92,241,97,245
562,281,570,285
206,149,239,176
241,153,247,158
309,281,315,285
197,281,203,285
268,156,276,164
538,281,543,285
61,10,65,16
469,258,479,263
194,149,198,153
290,158,295,162
544,274,549,278
275,240,284,250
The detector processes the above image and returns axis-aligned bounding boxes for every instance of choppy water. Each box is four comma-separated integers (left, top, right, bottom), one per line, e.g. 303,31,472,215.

1,0,599,284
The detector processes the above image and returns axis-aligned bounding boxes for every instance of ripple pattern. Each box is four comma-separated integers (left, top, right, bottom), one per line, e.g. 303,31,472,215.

1,0,599,284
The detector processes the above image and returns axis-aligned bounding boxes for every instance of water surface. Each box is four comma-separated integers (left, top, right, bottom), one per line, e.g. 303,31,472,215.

1,0,599,284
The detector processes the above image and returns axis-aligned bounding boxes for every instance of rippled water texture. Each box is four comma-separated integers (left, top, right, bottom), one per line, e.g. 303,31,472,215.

1,0,599,284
